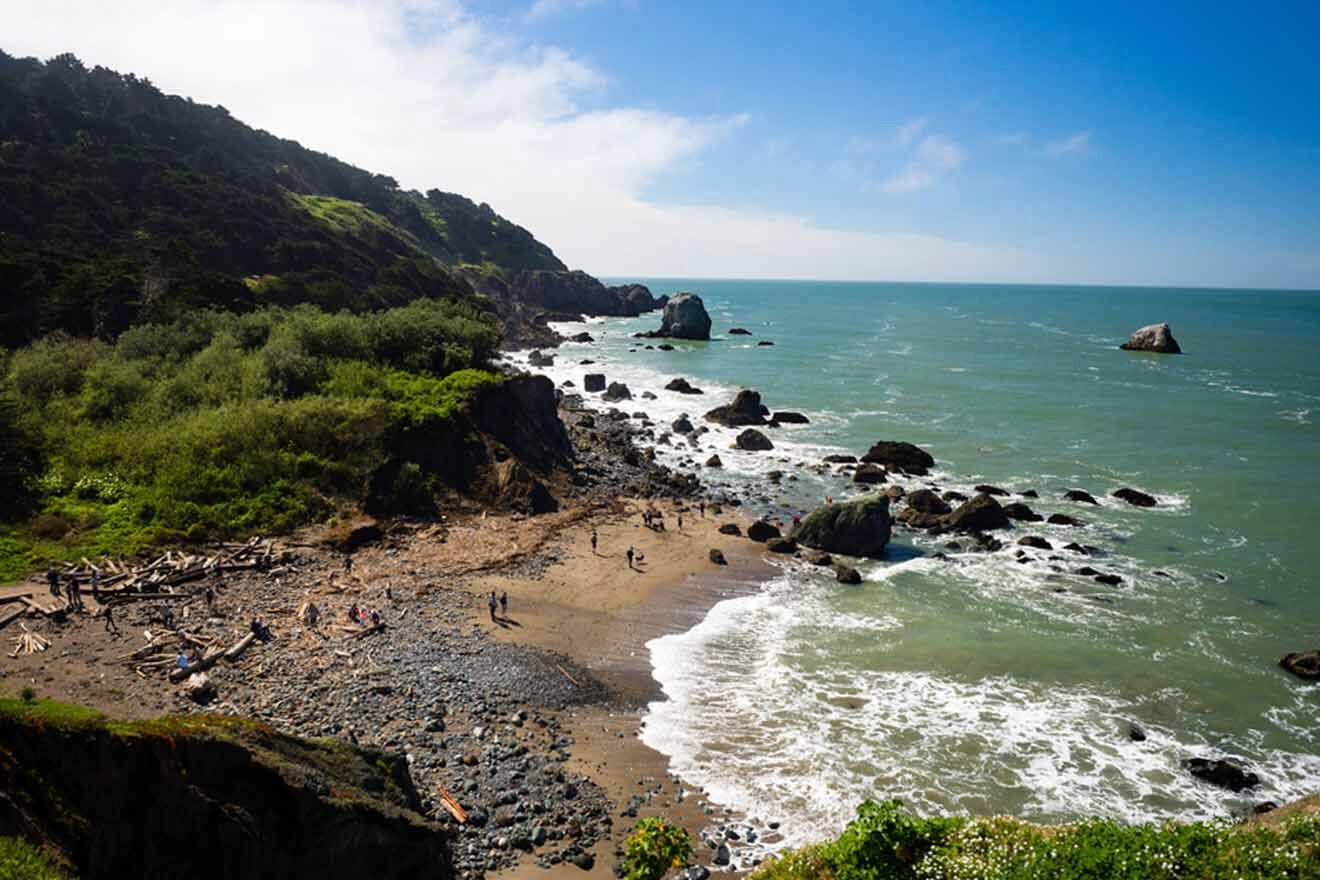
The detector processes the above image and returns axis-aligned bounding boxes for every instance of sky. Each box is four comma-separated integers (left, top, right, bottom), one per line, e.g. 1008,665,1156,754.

8,0,1320,288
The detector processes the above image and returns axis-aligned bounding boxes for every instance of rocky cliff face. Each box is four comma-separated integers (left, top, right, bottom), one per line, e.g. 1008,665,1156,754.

0,700,451,880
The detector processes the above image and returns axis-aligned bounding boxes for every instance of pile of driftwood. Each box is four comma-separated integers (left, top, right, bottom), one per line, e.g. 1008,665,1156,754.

115,627,260,681
8,624,49,657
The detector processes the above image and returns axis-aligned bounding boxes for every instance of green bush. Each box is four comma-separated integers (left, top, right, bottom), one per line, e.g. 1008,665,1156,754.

750,801,1320,880
621,817,693,880
0,836,68,880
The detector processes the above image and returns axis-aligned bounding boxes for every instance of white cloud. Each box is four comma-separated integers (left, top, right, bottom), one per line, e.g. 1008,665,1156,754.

6,0,1033,282
1044,129,1092,156
882,134,966,193
895,116,929,146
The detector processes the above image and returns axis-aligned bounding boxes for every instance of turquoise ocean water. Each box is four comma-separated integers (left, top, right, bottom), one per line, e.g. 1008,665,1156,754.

506,280,1320,849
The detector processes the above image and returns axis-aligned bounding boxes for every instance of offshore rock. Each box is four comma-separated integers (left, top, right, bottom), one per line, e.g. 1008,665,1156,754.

734,428,774,451
1280,650,1320,680
942,494,1011,532
861,441,935,475
1120,322,1182,354
705,390,770,426
656,292,712,340
1113,487,1158,507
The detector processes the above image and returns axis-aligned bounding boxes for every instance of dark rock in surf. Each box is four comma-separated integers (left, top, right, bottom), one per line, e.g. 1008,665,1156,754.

705,455,723,468
1020,489,1039,498
766,537,798,554
735,429,774,451
528,350,555,367
853,463,887,484
569,332,595,343
942,490,968,504
1121,322,1182,354
1280,650,1320,681
906,489,951,516
834,565,863,585
1128,723,1147,742
795,496,892,558
583,373,606,393
718,523,742,536
802,549,833,567
1003,502,1043,522
1183,757,1260,792
672,415,695,434
665,377,704,394
771,411,810,424
1048,513,1085,527
747,520,781,543
824,454,857,464
655,292,712,340
757,340,775,346
1018,536,1053,550
861,441,935,475
943,494,1010,532
975,484,1010,497
1113,487,1158,507
728,328,753,336
601,382,632,402
1094,573,1123,586
705,390,770,426
1065,490,1099,505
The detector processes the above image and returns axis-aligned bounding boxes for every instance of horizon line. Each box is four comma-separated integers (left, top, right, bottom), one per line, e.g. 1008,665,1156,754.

590,275,1320,295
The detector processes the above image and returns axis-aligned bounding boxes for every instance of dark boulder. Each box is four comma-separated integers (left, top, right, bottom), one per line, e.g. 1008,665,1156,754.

672,415,695,434
1020,489,1039,498
1280,650,1320,680
861,441,935,475
602,382,632,402
728,327,752,335
1048,513,1085,527
1062,542,1090,554
735,429,774,451
665,377,704,394
1121,322,1182,354
942,490,968,504
1113,487,1157,508
802,549,834,566
771,411,810,424
905,489,951,516
943,494,1011,532
1003,502,1043,522
823,454,858,464
794,496,892,558
1094,573,1123,586
584,373,606,393
656,292,712,340
705,454,723,468
709,549,728,565
834,565,863,585
757,340,775,346
853,463,887,484
747,520,781,543
527,350,555,367
705,390,770,426
1128,723,1147,742
568,331,595,343
718,523,741,536
1018,536,1053,550
1065,490,1099,505
766,537,798,554
974,484,1010,497
1183,758,1260,792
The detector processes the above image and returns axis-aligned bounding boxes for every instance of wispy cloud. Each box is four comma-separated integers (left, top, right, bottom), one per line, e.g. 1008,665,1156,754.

1044,129,1092,156
883,134,966,193
526,0,604,21
992,131,1030,146
895,116,929,147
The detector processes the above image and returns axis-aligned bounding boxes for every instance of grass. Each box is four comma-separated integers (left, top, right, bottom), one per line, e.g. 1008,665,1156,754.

750,800,1320,880
0,837,68,880
289,193,412,243
1,300,501,581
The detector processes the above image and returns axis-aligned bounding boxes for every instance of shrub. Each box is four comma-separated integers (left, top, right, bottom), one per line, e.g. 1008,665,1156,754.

621,818,692,880
0,835,69,880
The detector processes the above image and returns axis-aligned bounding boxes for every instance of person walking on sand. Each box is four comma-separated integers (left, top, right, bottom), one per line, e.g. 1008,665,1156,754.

626,546,635,570
102,604,119,635
699,501,705,518
46,565,59,598
677,514,683,531
488,590,498,621
591,529,598,554
90,569,100,601
500,591,508,618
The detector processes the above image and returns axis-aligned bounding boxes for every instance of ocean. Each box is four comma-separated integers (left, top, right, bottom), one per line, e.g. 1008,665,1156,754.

504,279,1320,849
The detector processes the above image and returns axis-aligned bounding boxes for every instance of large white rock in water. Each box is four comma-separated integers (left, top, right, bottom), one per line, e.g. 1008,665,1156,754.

1120,322,1182,353
657,292,712,340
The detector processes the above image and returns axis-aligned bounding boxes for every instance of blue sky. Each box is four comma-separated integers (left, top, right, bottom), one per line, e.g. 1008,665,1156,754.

11,0,1320,287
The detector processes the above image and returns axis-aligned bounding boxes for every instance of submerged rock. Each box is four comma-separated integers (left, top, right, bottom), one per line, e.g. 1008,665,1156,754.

1184,757,1260,791
795,495,892,558
1113,487,1157,507
1120,322,1182,354
1065,489,1099,505
834,564,863,585
770,411,810,425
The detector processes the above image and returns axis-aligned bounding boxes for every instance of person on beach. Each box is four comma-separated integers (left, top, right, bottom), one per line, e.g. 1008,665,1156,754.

500,591,509,617
46,565,59,597
102,604,119,635
488,591,498,621
64,575,79,611
90,569,100,600
792,513,801,530
344,554,353,575
677,514,683,531
369,608,381,627
348,603,361,624
204,585,214,609
699,501,705,518
591,529,598,554
626,546,635,569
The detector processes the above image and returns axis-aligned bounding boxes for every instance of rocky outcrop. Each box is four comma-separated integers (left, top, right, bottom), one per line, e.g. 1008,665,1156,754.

494,459,559,514
1280,650,1320,680
794,496,892,558
906,489,951,516
705,390,769,426
508,270,664,318
654,293,712,340
861,441,935,475
665,378,704,394
601,382,632,402
0,700,451,880
943,494,1011,532
1120,322,1182,354
734,429,774,451
1184,757,1260,791
1002,502,1043,522
583,373,606,393
1113,487,1157,507
1064,490,1099,505
470,375,574,473
1018,536,1053,550
747,520,781,543
527,350,554,367
770,411,810,425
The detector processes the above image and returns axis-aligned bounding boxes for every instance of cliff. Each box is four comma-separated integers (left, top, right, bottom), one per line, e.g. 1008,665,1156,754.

0,698,452,880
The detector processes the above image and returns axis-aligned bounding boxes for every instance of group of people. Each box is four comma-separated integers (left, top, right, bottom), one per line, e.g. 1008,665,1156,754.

487,590,509,622
45,564,100,611
347,603,383,628
641,508,667,531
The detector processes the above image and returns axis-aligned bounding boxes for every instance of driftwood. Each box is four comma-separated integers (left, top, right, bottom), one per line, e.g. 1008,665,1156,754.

9,624,50,657
168,645,224,683
350,622,386,640
436,787,468,824
223,632,257,661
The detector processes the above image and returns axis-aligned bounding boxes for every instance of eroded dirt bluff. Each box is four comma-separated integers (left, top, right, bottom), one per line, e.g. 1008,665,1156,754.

0,699,452,880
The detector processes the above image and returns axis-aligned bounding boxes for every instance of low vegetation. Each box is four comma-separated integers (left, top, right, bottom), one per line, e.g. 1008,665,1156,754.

751,800,1320,880
0,299,501,580
622,817,693,880
0,836,69,880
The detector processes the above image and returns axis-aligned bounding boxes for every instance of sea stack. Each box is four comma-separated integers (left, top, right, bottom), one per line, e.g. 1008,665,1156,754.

793,495,892,558
656,292,713,340
1120,322,1182,354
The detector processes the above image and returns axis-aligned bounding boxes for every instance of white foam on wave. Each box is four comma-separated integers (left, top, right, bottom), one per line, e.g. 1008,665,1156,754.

642,569,1320,852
